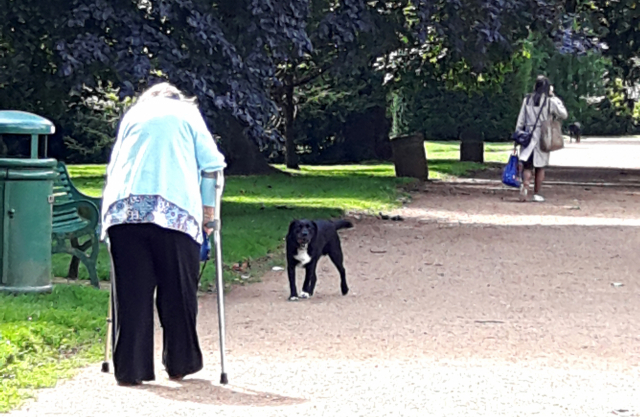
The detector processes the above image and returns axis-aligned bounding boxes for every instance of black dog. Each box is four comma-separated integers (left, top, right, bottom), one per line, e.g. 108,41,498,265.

286,219,353,301
569,122,581,143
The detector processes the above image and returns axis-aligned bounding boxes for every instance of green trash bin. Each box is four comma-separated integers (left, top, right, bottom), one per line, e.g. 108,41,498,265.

0,111,57,293
0,159,58,293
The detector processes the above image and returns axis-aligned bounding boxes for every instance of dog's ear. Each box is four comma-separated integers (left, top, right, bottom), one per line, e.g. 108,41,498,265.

311,221,318,234
288,219,299,234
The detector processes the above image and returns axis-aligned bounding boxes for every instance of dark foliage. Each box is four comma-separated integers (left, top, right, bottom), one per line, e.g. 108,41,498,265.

2,0,625,167
55,0,314,147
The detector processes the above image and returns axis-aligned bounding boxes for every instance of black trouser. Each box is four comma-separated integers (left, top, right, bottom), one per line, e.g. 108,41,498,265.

108,223,203,383
520,153,535,170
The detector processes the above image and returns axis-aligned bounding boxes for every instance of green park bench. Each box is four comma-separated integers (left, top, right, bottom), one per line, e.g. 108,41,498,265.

52,161,101,288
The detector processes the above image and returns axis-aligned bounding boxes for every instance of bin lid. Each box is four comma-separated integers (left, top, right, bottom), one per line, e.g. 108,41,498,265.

0,158,58,180
0,158,57,168
0,111,55,135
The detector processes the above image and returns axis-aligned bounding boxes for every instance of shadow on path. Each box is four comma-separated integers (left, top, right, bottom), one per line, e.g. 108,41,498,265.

138,378,308,407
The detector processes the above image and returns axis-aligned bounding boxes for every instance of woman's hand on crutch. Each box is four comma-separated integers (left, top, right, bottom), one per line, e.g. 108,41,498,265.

201,170,225,235
203,206,215,236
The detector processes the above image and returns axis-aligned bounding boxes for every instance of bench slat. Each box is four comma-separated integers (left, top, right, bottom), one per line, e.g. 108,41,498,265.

53,212,82,223
53,217,87,227
53,223,89,234
53,208,77,216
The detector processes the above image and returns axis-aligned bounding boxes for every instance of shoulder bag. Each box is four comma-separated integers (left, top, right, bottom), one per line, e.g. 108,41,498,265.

512,95,547,148
540,99,565,152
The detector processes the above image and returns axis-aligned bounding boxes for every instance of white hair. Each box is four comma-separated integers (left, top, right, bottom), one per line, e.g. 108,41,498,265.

137,82,196,104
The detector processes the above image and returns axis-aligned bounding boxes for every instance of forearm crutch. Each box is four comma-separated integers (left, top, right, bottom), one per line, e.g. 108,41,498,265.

208,170,228,385
101,242,114,373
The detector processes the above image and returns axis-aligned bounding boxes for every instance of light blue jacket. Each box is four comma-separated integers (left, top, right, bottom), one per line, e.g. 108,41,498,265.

101,97,226,243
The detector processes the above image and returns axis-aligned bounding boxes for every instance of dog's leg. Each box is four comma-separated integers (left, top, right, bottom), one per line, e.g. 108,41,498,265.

301,270,312,299
328,243,348,296
287,264,299,301
301,260,318,298
301,268,311,294
309,274,317,296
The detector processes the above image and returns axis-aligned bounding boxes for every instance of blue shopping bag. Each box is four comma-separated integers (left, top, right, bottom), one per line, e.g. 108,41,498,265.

200,229,211,262
502,153,521,188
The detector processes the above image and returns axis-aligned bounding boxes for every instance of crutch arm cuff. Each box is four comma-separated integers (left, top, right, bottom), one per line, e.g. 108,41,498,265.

200,176,218,207
201,170,224,207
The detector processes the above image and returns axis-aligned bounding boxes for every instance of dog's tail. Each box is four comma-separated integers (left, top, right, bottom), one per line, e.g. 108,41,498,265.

333,219,354,230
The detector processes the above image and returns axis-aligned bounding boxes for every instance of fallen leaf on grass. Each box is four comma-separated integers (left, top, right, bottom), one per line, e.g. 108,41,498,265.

232,261,250,272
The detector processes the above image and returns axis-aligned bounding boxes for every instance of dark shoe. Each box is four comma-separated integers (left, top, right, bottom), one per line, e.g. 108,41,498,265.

117,380,141,387
168,374,184,382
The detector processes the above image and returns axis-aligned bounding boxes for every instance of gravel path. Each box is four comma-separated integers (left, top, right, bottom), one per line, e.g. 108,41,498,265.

9,138,640,417
8,357,639,417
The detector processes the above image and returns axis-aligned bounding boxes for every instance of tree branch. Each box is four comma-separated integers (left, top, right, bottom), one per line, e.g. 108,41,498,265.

292,63,334,87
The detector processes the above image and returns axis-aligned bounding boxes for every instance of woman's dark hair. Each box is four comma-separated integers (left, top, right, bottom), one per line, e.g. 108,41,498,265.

532,75,551,106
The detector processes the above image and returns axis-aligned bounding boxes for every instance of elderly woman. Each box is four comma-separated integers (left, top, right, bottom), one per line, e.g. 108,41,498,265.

516,76,568,202
101,82,226,386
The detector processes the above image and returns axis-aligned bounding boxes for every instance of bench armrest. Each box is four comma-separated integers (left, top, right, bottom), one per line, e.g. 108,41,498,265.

56,162,103,210
54,200,100,229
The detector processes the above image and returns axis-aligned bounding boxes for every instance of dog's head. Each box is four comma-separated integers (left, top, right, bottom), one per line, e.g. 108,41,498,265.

288,219,317,246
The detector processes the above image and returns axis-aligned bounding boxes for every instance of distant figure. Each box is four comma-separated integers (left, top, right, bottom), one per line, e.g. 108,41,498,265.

569,122,581,143
515,75,568,202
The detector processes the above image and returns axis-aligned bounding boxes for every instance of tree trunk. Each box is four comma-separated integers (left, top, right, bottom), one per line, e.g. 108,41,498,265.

460,128,484,163
391,133,428,181
219,116,277,176
283,75,299,169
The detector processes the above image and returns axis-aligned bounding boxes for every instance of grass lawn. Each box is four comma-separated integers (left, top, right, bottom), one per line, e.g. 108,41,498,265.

426,141,511,178
0,286,109,412
2,140,510,412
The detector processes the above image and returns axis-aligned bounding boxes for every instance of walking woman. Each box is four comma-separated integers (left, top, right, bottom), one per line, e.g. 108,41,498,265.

516,76,568,202
101,82,226,385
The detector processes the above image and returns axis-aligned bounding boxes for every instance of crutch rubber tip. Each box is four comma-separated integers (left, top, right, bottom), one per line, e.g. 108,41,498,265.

220,373,228,385
101,362,110,373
